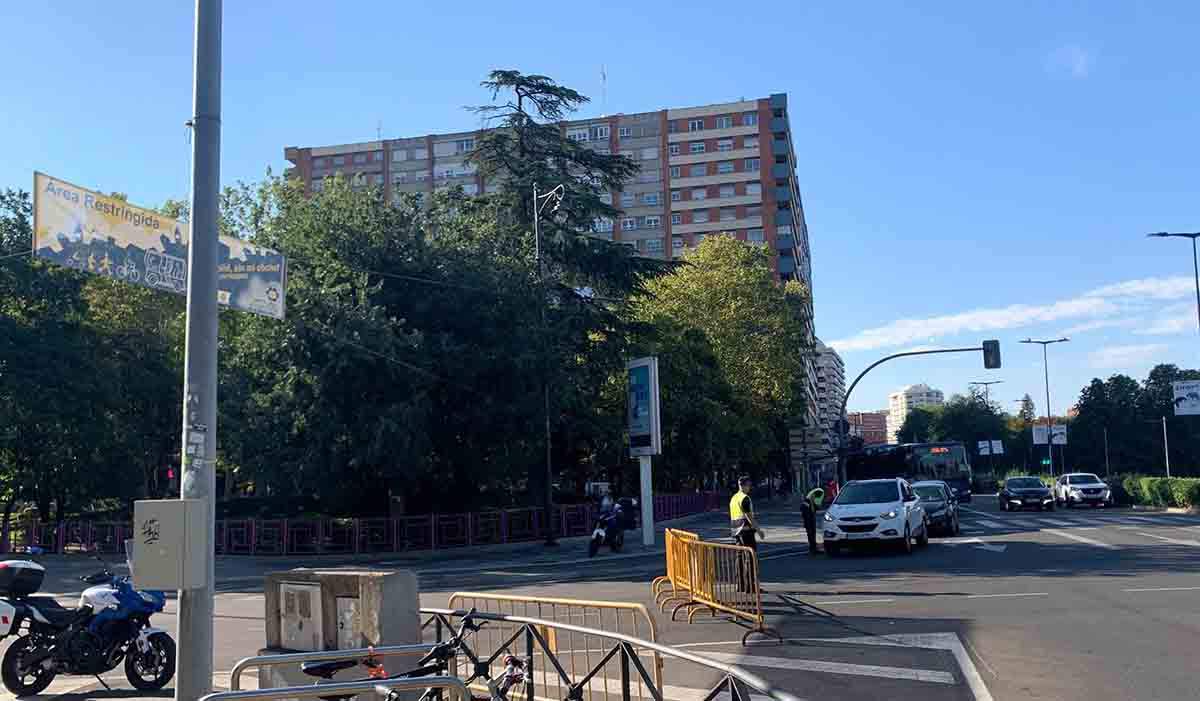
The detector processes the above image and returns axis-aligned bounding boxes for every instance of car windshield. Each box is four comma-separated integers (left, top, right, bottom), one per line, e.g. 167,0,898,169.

836,482,900,504
914,485,945,500
1008,478,1044,489
1068,474,1102,485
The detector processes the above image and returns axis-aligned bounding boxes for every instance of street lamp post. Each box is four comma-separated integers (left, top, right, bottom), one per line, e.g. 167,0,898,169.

969,380,1003,474
1144,416,1171,478
1021,338,1069,478
533,183,564,546
1147,232,1200,336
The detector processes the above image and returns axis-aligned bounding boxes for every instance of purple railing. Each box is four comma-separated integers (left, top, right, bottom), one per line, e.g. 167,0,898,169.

0,493,721,557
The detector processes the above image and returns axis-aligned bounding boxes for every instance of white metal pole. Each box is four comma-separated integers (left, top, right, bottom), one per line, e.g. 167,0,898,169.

639,455,654,546
1042,344,1054,478
178,1,221,698
1103,426,1110,477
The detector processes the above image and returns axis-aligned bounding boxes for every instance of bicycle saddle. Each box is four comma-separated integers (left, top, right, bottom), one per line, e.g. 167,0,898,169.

301,659,359,680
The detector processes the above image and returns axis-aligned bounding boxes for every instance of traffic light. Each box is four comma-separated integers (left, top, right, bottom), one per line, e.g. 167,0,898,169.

1041,458,1051,466
982,340,1002,369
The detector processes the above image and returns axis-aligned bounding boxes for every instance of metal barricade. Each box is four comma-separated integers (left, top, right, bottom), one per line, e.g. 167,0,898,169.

228,643,435,691
652,528,698,611
444,591,663,699
424,607,801,701
201,675,470,701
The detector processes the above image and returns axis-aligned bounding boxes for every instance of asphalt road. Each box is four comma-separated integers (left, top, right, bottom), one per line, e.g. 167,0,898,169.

9,498,1200,701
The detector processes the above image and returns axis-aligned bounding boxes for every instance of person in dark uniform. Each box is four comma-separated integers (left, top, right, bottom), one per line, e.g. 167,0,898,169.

800,487,825,555
730,476,759,592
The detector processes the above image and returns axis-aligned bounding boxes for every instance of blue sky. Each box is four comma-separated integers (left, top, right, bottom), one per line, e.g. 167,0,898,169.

2,2,1197,415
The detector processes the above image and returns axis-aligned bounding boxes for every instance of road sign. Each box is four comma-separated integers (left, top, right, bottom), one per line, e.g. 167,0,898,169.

32,172,287,319
1174,380,1200,416
1034,425,1067,445
1051,425,1067,445
990,440,1004,455
977,440,991,455
627,357,661,457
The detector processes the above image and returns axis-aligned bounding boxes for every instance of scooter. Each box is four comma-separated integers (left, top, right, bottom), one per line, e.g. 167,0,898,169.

588,501,628,557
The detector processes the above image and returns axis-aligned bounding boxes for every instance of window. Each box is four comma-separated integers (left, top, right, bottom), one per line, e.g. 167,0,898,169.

413,148,429,160
594,218,613,233
719,184,735,198
392,149,407,162
599,192,613,205
595,147,610,155
688,118,705,132
313,157,327,168
691,187,707,200
373,174,385,185
689,142,705,154
747,228,764,243
645,238,664,253
671,213,682,225
715,116,733,129
717,138,734,152
567,128,589,142
590,124,610,141
743,136,758,150
673,236,684,250
743,112,758,126
620,149,636,158
777,224,793,235
668,121,678,133
695,233,707,244
332,155,346,166
746,182,762,196
455,138,474,153
622,217,637,231
415,171,429,182
618,126,632,138
462,183,479,195
747,204,762,217
671,190,682,202
669,144,680,156
643,192,660,206
689,164,706,177
620,192,635,207
693,210,710,223
645,215,661,229
393,172,408,184
373,151,384,162
720,207,737,221
641,147,657,160
353,153,367,164
669,166,681,178
745,158,760,172
716,161,734,174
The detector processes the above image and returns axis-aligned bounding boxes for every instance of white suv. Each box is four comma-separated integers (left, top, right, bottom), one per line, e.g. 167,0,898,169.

1055,473,1112,508
822,478,929,556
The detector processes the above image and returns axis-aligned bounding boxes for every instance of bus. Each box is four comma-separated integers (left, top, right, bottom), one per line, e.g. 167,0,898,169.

845,442,973,502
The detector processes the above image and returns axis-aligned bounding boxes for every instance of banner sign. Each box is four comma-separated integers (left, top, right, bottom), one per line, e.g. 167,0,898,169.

1174,380,1200,416
628,356,662,457
32,172,286,319
991,439,1004,455
977,440,1005,455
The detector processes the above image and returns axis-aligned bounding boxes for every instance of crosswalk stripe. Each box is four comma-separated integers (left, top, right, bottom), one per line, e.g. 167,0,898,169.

1044,529,1116,549
1038,518,1074,527
695,650,957,685
1137,532,1200,547
974,519,1004,529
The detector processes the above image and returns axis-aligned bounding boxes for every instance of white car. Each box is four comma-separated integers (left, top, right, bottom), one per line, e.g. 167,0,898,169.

822,478,929,556
1055,473,1113,508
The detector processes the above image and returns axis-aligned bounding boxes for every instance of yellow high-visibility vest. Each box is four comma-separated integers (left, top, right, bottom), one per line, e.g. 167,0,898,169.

730,492,750,522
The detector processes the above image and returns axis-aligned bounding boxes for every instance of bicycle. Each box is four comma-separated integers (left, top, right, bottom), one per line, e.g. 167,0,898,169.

299,609,527,701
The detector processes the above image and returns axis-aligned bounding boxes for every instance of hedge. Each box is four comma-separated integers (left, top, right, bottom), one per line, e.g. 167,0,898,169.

1119,475,1200,509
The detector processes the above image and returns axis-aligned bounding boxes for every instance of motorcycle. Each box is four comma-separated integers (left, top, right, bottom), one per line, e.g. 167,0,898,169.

588,499,635,558
0,546,175,697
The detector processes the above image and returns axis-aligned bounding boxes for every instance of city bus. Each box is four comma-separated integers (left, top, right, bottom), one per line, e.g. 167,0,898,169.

845,442,973,502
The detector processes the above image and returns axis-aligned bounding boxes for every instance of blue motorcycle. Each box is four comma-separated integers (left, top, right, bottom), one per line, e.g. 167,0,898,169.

0,553,175,697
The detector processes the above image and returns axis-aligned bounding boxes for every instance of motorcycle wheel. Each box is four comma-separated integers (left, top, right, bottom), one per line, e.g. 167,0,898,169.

588,536,601,558
610,531,624,553
2,636,57,697
125,632,176,691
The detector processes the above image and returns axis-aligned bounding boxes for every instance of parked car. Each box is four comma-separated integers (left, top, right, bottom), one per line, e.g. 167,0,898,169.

822,478,929,556
1055,473,1112,508
1000,476,1055,512
912,480,960,535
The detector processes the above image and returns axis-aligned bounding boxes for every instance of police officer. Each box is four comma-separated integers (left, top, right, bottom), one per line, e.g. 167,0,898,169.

730,476,759,592
800,486,825,555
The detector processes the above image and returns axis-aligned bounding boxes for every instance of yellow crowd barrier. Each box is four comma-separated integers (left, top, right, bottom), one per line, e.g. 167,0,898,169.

444,591,663,701
652,529,779,644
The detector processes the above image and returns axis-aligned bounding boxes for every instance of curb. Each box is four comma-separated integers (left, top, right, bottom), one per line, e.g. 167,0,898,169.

1131,505,1200,515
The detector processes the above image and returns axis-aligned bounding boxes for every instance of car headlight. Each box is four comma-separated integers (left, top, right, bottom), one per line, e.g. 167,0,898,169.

1069,489,1082,496
823,512,834,522
879,510,898,520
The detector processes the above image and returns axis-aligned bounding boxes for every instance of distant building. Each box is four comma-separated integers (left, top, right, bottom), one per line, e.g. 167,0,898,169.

886,384,945,442
847,411,889,445
815,340,846,453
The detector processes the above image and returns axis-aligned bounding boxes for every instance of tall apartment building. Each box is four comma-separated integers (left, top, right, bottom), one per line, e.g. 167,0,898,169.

284,94,819,487
847,411,889,445
814,340,846,458
886,384,946,442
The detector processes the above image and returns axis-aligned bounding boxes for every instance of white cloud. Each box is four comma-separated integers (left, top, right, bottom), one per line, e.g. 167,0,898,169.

1048,44,1094,79
828,275,1191,353
1087,344,1168,370
1138,316,1195,336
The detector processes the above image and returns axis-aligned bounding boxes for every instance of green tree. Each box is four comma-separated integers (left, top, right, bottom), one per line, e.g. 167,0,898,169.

897,406,940,444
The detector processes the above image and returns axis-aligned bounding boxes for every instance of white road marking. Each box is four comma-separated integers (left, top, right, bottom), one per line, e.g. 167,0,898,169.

1038,518,1074,527
804,633,993,701
527,671,778,701
936,537,1007,553
973,519,1005,529
965,592,1048,599
1123,586,1200,593
1137,532,1200,547
1124,515,1160,524
1043,528,1116,549
814,598,897,605
695,650,956,684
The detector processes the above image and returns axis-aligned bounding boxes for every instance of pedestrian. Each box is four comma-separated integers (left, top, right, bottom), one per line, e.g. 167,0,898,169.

800,486,825,555
730,476,759,592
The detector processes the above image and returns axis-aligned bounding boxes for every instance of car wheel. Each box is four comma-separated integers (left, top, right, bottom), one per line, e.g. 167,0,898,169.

826,543,840,557
1047,501,1055,512
917,519,930,547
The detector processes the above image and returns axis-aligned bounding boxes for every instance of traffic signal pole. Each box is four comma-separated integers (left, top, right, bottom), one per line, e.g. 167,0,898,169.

177,2,221,699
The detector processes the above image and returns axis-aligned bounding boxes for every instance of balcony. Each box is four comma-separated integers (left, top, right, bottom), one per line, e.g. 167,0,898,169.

775,187,792,203
770,117,788,134
772,140,790,157
777,234,795,251
771,163,791,180
778,256,796,274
